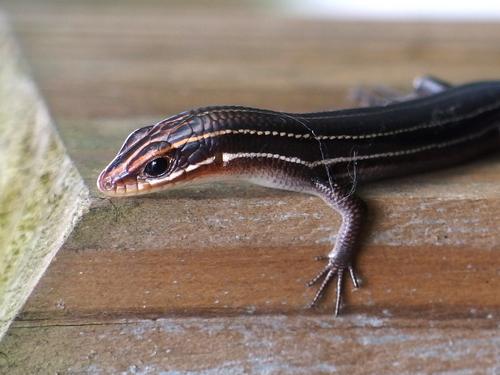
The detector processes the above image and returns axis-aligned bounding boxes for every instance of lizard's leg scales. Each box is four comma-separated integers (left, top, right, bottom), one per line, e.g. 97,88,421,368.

307,179,366,316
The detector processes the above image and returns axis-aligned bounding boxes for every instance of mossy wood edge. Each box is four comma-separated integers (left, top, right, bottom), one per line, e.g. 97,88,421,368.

0,13,89,340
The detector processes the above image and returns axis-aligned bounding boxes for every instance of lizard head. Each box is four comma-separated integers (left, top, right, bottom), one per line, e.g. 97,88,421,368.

97,114,219,196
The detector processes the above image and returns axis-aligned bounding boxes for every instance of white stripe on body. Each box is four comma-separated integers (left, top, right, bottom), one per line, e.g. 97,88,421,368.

221,124,498,168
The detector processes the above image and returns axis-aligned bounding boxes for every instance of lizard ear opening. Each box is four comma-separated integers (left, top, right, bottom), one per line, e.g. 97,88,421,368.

118,125,154,155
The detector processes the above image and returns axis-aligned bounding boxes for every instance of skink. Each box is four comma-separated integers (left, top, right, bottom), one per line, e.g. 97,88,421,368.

97,76,500,315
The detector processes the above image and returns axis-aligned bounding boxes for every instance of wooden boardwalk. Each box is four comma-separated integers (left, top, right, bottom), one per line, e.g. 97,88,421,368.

1,1,499,373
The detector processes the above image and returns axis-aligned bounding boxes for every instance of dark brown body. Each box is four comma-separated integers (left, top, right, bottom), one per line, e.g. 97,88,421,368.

98,78,500,315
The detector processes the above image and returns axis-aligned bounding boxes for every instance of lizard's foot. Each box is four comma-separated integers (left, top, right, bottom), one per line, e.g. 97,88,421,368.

306,257,359,316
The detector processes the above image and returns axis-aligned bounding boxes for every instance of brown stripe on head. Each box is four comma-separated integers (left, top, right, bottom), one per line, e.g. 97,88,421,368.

97,112,219,196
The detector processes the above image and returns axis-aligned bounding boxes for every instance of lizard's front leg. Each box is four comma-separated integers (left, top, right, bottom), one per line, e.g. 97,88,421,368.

307,178,366,316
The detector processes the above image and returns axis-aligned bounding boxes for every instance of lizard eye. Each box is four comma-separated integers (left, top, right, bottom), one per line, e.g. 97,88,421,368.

144,157,170,177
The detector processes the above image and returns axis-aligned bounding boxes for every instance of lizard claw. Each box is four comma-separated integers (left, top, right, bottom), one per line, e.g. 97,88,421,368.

307,259,359,316
313,255,329,261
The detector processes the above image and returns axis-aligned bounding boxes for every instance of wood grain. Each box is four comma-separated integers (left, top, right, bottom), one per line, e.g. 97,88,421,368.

17,244,500,321
7,3,500,121
2,316,499,374
0,13,88,340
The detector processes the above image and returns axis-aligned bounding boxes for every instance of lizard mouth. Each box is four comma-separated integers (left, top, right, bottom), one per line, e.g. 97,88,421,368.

97,169,152,197
97,178,154,197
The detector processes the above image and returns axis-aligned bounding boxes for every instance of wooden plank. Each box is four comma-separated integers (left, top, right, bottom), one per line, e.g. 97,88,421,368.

0,12,88,340
18,243,500,321
6,4,500,121
1,316,498,374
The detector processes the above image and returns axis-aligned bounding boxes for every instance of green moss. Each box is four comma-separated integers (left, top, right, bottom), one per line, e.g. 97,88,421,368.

0,18,89,339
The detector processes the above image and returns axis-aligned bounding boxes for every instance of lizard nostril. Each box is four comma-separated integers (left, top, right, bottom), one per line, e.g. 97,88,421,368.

102,177,114,191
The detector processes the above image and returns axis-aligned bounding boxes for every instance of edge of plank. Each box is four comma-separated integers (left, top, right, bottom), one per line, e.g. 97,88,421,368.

0,11,90,340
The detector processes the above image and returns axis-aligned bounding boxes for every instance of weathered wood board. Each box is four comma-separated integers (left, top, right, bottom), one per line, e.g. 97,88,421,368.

0,12,88,340
3,316,499,374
